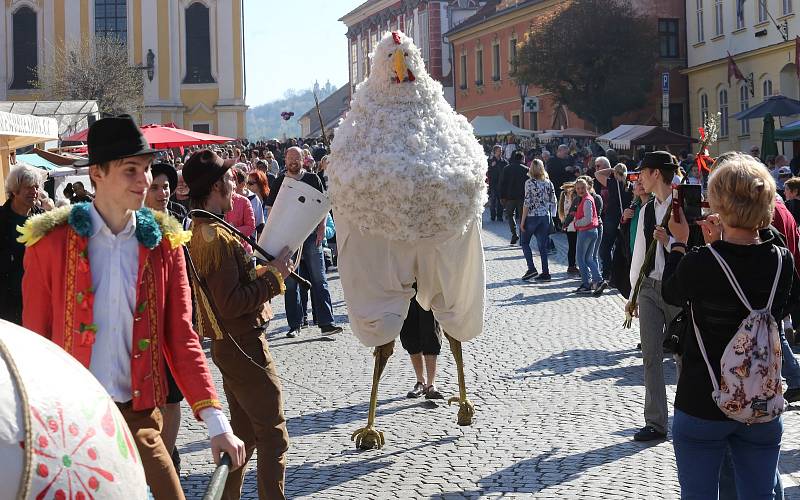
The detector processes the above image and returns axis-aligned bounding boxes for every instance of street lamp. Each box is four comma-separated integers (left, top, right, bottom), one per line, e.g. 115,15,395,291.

518,81,528,130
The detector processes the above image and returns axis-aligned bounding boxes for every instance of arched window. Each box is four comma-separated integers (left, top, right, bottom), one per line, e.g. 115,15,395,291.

719,89,729,138
763,79,773,99
184,2,214,84
739,84,750,136
700,93,709,125
11,7,37,89
95,0,127,41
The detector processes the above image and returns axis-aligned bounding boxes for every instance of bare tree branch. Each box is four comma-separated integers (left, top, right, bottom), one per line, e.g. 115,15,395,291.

35,35,144,116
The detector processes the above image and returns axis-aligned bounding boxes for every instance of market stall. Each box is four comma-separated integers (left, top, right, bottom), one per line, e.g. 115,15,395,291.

0,111,59,203
596,124,695,151
469,115,536,137
537,127,598,141
774,119,800,141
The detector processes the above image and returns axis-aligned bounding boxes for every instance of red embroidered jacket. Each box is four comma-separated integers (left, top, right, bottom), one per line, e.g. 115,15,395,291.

20,207,221,417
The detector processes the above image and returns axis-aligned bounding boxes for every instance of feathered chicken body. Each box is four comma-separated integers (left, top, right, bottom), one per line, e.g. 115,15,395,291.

329,31,487,241
331,31,485,450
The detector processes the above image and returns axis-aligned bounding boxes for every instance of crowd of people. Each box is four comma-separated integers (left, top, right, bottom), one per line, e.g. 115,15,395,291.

4,110,800,496
0,117,455,499
487,135,800,497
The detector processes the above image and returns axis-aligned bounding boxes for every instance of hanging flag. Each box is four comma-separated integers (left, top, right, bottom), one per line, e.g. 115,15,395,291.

727,52,746,85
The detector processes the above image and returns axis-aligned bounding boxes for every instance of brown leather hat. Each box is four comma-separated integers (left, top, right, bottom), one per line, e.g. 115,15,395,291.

182,149,236,197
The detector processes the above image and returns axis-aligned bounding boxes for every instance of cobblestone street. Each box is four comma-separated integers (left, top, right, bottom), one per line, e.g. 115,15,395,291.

178,212,800,499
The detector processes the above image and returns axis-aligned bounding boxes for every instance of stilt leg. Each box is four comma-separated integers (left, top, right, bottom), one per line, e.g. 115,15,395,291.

446,333,475,426
351,340,394,450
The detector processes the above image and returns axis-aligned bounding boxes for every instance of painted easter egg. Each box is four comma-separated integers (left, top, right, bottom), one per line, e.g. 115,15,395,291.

0,320,147,499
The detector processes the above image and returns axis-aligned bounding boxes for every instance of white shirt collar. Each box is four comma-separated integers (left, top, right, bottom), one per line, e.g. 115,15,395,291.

89,203,137,239
653,194,673,209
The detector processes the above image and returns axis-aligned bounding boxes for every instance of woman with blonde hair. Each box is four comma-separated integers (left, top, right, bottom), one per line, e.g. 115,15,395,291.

570,177,602,293
664,152,796,498
520,159,557,281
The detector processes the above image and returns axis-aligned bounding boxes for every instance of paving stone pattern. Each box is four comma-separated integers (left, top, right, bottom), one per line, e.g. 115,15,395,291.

177,212,800,499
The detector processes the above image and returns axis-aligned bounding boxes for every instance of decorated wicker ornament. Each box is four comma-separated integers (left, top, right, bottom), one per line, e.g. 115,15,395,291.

0,320,147,499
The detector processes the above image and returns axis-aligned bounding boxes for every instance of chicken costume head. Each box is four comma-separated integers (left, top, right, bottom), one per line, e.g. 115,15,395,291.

330,31,486,450
330,30,487,241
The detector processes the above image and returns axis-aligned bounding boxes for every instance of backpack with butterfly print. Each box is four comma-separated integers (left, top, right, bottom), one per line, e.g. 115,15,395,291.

691,245,785,423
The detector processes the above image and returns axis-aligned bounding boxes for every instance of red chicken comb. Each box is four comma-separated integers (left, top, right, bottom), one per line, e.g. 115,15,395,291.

392,32,401,45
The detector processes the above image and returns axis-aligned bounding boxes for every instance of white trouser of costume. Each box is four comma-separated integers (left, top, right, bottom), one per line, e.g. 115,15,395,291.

337,218,485,347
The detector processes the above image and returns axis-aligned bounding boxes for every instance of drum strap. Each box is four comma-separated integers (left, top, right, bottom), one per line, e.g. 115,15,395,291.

181,246,329,400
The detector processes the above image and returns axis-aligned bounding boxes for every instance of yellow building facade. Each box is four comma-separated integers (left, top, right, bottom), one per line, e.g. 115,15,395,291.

0,0,247,137
685,0,799,156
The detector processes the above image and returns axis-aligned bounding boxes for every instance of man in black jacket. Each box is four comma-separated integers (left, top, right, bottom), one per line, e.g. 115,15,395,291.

499,151,529,245
487,145,507,222
546,145,574,201
0,164,43,324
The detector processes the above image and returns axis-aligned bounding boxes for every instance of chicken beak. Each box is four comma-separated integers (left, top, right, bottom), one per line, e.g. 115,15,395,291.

392,48,413,83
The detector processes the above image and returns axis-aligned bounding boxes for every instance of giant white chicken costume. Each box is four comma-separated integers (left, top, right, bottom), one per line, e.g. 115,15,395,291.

329,31,487,450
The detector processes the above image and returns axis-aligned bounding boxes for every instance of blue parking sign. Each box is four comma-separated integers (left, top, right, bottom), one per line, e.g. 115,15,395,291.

662,72,669,93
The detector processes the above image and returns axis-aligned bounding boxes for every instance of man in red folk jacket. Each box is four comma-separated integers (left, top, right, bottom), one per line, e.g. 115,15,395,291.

19,115,245,499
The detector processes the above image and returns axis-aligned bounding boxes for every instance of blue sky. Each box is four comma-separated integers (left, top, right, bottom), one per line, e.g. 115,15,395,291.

243,1,364,106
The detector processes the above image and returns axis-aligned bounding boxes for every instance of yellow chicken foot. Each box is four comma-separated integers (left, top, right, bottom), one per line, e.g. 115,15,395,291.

446,333,475,426
352,340,394,450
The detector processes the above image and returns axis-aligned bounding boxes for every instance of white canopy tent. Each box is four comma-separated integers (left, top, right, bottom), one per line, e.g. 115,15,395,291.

469,115,535,137
0,111,59,202
0,100,99,139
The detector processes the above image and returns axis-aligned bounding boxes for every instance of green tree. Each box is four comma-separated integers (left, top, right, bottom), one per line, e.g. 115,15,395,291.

35,35,144,116
513,0,658,131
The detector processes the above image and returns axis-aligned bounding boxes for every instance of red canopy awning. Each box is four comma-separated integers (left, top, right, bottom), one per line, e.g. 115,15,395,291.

61,123,234,149
62,128,88,142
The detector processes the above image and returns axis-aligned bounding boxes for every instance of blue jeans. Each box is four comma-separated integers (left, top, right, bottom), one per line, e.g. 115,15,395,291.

489,188,503,220
719,447,783,499
285,232,336,330
779,326,800,388
593,224,603,274
576,228,601,287
673,409,782,499
520,216,551,274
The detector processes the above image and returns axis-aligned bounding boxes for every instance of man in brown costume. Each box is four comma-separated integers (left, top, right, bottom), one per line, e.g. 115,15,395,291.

182,149,294,500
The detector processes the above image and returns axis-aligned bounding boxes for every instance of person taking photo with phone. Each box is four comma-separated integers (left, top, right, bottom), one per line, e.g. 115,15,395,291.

662,151,796,498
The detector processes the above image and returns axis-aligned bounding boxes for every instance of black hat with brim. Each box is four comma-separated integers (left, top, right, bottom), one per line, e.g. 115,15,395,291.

182,149,236,198
634,151,680,174
151,162,178,193
73,115,158,167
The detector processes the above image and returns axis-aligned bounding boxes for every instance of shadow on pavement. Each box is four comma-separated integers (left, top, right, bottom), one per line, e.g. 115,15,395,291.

783,485,800,499
491,255,525,261
431,442,648,497
513,349,640,378
286,396,430,438
283,436,459,497
271,336,337,348
484,244,515,252
781,449,800,474
493,291,575,307
178,439,210,455
582,359,677,387
486,280,518,290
